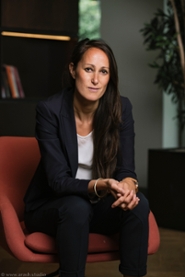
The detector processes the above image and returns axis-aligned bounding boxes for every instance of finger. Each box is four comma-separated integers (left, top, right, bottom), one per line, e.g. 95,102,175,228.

111,195,128,208
120,193,140,211
127,196,140,210
111,198,123,208
120,202,128,211
110,182,125,195
121,190,134,205
111,190,136,208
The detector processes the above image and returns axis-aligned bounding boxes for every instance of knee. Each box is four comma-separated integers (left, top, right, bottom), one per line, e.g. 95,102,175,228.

58,196,93,225
133,192,150,221
137,192,149,209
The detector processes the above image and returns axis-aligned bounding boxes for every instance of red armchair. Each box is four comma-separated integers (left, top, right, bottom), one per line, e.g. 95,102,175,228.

0,136,160,272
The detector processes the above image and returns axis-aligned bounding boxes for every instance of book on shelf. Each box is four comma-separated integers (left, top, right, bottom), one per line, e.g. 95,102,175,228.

1,65,25,99
1,67,11,98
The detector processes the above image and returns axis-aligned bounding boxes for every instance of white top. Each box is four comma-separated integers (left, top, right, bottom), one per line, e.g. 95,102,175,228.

75,131,93,180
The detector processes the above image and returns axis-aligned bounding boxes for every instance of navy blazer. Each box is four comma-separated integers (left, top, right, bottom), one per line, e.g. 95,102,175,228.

24,88,137,212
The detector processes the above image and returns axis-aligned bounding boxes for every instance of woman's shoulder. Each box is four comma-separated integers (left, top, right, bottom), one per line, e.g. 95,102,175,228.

41,87,72,104
120,95,133,111
36,87,73,113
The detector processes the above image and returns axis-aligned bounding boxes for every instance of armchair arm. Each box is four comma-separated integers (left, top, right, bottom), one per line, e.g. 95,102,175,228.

148,211,160,254
0,196,56,262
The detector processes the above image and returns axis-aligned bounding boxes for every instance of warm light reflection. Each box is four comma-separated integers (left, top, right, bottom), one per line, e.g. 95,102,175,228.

1,31,71,41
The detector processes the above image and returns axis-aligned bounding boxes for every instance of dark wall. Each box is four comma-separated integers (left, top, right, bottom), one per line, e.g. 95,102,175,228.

2,0,79,36
0,100,37,136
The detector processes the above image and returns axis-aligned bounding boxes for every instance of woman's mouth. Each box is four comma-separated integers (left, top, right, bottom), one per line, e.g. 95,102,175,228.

88,87,100,91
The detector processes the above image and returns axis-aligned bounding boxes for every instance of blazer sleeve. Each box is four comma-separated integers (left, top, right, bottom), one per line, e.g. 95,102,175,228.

35,100,90,197
114,96,137,181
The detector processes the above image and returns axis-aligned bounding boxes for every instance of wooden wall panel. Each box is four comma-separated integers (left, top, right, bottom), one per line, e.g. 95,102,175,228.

1,0,79,36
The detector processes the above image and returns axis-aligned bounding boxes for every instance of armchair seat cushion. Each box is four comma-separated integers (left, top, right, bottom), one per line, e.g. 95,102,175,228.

24,206,160,256
25,232,119,254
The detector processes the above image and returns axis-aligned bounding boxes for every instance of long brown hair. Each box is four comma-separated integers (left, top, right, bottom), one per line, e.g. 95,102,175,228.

65,38,122,178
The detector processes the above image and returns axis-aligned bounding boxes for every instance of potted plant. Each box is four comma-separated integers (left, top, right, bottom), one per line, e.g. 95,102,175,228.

140,0,185,147
140,0,185,231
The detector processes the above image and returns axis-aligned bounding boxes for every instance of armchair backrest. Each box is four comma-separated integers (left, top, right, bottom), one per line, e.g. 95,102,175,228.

0,137,40,221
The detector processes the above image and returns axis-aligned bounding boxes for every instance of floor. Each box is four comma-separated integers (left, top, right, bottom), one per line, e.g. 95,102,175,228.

0,228,185,277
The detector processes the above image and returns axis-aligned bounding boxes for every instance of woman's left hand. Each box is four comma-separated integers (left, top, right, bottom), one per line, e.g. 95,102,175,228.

111,178,140,210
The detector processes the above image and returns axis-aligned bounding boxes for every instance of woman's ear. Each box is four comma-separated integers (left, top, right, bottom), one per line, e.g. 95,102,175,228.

69,63,76,79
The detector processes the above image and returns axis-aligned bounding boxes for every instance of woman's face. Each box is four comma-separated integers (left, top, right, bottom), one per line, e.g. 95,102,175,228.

69,47,110,103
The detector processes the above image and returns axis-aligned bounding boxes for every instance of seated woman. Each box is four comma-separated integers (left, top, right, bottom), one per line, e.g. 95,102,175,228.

24,38,149,277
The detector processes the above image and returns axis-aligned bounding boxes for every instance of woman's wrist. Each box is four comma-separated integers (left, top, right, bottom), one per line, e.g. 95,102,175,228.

88,178,108,193
132,179,139,192
121,177,139,193
93,178,108,198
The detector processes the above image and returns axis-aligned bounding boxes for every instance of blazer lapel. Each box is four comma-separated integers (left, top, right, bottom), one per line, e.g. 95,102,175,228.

60,89,78,177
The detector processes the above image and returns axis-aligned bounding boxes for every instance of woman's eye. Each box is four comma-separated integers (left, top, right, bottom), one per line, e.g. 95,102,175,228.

85,67,93,72
101,69,108,74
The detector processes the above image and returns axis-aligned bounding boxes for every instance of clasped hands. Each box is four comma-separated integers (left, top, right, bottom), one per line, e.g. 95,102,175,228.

106,178,140,211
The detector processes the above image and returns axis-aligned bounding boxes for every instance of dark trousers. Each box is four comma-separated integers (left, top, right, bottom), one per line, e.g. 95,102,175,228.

24,192,149,277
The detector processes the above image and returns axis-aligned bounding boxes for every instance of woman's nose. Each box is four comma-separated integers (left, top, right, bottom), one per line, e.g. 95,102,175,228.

91,73,99,85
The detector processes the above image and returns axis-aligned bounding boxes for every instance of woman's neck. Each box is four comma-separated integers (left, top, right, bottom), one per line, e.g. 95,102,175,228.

73,93,98,122
73,94,98,136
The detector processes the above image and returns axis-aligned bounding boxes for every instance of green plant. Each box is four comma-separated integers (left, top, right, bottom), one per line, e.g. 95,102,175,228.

140,0,185,147
78,0,101,40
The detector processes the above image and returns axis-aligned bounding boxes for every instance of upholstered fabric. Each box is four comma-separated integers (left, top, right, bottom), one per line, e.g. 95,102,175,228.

0,136,160,264
25,232,119,255
24,211,159,256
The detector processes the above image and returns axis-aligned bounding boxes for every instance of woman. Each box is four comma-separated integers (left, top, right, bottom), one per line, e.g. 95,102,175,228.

24,38,149,277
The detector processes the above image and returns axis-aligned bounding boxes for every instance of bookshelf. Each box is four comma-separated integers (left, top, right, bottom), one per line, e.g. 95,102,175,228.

0,0,79,136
